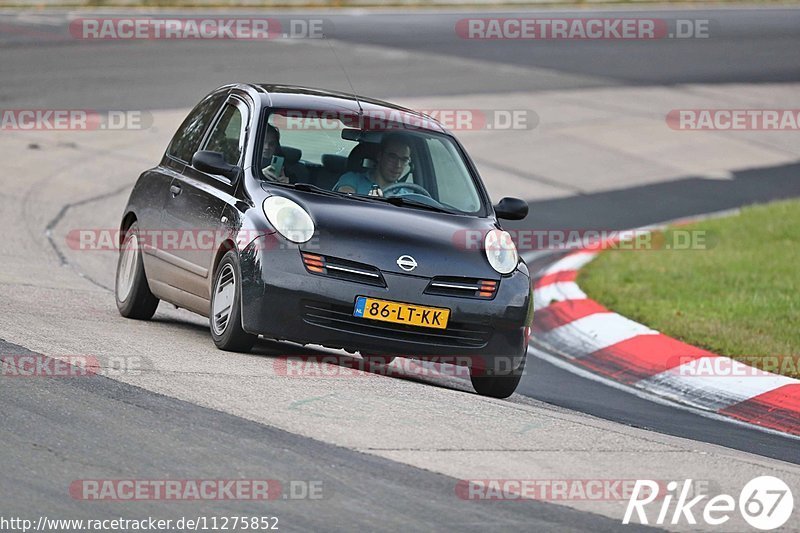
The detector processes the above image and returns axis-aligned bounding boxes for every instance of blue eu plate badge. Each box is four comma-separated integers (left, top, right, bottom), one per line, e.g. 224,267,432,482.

353,296,367,317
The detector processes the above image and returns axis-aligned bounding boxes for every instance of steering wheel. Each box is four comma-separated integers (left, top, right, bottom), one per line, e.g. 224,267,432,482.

382,182,432,198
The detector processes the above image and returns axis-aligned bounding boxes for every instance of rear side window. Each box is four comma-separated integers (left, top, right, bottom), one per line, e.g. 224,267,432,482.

167,92,226,163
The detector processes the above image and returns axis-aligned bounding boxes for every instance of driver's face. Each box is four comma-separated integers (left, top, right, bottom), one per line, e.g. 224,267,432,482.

377,142,411,182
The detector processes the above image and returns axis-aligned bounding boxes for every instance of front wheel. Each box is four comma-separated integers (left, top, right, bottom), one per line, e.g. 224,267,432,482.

470,352,526,399
115,221,159,320
210,251,258,352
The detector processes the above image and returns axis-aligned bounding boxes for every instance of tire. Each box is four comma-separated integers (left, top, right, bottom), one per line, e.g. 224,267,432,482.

210,251,258,352
470,352,526,399
115,221,159,320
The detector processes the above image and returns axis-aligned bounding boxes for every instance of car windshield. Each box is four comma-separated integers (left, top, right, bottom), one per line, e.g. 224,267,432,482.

257,108,485,215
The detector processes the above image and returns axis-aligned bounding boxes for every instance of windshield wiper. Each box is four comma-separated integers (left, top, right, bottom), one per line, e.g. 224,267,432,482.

268,181,368,201
291,182,342,197
296,182,388,203
375,195,456,214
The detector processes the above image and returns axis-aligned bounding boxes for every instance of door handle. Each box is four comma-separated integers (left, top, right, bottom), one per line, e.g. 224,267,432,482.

170,184,182,197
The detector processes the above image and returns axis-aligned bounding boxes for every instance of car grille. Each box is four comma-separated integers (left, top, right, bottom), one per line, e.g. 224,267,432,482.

302,301,492,348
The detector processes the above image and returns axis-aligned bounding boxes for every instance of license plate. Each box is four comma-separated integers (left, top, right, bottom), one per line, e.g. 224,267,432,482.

353,296,450,330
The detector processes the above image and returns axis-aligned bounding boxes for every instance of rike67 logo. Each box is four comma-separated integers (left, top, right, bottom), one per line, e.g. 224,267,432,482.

624,476,793,530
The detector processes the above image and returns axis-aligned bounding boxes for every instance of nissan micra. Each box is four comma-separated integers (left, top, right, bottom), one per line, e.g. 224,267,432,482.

115,84,533,398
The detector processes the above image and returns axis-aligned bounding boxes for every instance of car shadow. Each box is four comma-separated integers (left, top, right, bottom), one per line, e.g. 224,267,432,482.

248,339,476,393
146,310,470,392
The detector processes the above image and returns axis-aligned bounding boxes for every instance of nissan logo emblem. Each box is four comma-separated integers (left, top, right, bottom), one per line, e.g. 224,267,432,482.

396,255,417,272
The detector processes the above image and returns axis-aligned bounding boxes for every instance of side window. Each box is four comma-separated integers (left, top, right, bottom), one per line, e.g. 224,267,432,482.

167,93,226,163
204,104,245,166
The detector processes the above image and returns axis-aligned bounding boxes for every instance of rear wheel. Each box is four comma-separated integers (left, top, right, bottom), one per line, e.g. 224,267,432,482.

115,221,159,320
210,251,258,352
470,352,526,399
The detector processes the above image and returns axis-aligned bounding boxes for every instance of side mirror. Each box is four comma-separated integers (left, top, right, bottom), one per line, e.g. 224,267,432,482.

192,151,240,181
494,197,529,220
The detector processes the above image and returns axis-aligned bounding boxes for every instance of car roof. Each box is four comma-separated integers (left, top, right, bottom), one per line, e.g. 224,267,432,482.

222,83,448,134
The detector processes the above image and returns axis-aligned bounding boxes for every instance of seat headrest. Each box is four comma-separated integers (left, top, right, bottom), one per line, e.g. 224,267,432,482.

280,146,302,165
321,154,348,174
346,143,377,172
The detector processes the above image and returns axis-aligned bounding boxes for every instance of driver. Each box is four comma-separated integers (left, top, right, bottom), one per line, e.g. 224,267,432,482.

334,133,412,196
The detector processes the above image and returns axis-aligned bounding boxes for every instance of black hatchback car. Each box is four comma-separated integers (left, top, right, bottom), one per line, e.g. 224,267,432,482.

115,84,533,398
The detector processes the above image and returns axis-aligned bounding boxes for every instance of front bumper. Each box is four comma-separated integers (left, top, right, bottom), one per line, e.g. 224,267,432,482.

239,237,533,365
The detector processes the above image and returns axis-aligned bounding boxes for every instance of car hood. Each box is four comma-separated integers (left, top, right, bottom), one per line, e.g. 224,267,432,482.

267,188,502,279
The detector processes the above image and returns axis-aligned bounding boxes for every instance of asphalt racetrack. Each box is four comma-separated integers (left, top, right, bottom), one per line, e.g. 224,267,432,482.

1,7,799,532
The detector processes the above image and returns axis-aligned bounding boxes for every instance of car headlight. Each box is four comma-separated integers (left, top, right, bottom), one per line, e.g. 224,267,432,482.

262,196,315,243
484,229,518,274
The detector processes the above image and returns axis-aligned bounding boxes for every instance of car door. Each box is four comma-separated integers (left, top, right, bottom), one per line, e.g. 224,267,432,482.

142,90,228,297
160,96,250,308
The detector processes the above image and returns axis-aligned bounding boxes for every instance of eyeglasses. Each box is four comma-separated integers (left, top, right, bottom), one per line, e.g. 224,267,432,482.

383,152,411,165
